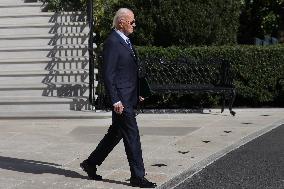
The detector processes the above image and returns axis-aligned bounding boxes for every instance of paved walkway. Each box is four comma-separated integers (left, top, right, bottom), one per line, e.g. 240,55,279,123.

0,108,283,189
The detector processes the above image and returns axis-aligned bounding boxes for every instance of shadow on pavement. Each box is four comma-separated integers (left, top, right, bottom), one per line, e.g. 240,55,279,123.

0,156,132,187
0,156,87,179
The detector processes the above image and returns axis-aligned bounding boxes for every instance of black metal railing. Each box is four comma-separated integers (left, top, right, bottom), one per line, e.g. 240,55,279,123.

87,0,96,107
140,57,235,90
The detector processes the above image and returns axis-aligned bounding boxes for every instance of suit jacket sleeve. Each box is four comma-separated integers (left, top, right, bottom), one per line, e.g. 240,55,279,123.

102,38,120,105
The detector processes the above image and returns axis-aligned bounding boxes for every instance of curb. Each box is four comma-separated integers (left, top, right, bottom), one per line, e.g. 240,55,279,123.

157,119,284,189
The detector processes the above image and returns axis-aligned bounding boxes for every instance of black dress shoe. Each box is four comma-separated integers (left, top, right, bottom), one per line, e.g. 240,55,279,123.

80,160,102,180
130,177,157,188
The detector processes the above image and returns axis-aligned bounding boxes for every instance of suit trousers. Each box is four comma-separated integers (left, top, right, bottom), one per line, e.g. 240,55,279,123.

87,107,145,178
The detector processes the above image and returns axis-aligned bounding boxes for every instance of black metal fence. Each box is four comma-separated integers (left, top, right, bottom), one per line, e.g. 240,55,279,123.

87,0,96,106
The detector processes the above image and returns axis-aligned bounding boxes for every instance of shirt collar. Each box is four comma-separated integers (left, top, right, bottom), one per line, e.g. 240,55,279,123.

114,28,129,43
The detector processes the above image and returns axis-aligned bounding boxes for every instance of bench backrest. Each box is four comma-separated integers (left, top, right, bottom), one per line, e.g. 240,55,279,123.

139,57,234,91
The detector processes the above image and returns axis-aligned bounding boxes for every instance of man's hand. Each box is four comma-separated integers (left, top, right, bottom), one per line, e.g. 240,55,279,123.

113,102,124,114
139,96,145,102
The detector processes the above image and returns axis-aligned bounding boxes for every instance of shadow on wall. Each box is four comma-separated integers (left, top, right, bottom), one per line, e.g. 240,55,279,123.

41,12,92,111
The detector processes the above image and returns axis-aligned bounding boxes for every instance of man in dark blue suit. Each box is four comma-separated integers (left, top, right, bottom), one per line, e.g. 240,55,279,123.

80,8,156,188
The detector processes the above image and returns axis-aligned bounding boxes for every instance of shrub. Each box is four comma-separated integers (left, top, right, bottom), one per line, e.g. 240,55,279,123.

103,0,242,46
40,0,86,11
238,0,284,44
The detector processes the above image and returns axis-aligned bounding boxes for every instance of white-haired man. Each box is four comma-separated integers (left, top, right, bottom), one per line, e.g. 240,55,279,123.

80,8,157,188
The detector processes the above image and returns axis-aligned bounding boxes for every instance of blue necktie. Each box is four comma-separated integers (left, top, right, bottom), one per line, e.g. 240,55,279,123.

126,39,135,57
126,39,133,49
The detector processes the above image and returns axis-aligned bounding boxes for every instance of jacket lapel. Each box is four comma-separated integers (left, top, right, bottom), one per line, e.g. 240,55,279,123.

112,31,137,62
119,41,137,60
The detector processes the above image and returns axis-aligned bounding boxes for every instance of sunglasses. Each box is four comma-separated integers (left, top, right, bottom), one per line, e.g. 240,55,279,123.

129,20,135,25
124,20,135,26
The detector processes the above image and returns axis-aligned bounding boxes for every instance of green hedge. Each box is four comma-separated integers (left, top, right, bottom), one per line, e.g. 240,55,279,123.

102,0,241,46
40,0,86,11
136,45,284,107
238,0,284,44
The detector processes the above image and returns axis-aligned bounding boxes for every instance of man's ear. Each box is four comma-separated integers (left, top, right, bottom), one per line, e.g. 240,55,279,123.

118,21,124,29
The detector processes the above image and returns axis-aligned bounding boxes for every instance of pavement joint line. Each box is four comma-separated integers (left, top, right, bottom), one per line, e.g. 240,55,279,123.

156,118,284,189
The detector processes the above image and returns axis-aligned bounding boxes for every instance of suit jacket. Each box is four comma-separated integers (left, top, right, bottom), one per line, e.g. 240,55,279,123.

102,30,139,108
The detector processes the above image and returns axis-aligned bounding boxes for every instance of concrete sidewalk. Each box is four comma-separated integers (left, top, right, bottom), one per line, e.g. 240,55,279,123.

0,108,283,189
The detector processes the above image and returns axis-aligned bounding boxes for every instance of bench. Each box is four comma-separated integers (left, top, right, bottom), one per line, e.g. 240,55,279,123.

139,57,236,116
